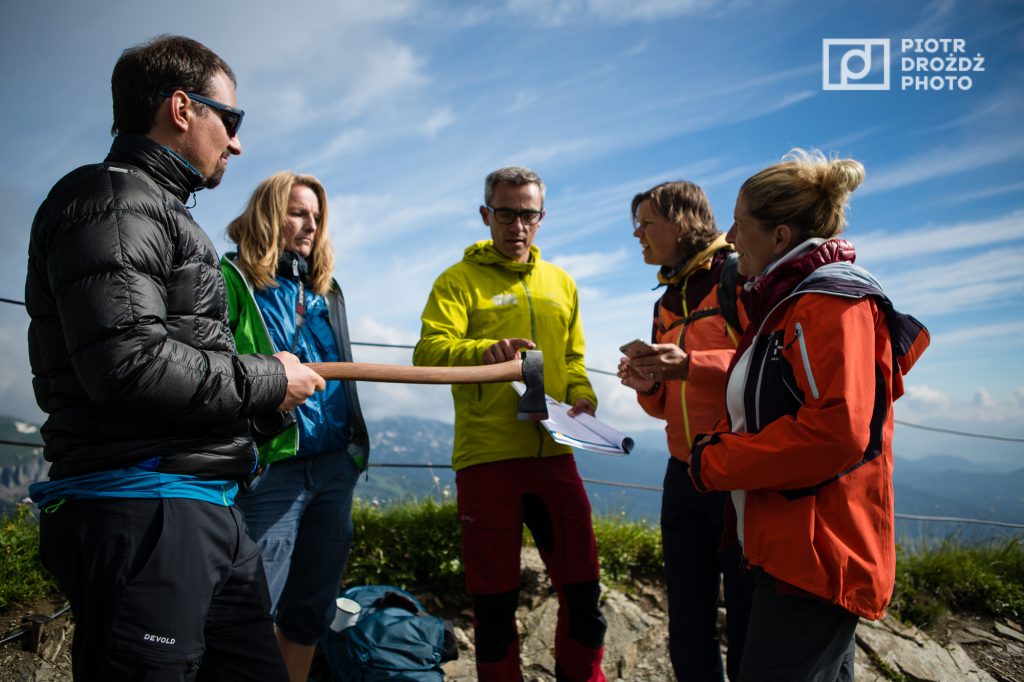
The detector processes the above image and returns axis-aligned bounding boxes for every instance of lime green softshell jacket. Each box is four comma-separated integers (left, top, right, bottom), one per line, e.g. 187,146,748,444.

413,241,597,471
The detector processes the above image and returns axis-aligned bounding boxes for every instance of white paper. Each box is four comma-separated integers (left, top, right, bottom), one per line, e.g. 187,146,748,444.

512,382,634,456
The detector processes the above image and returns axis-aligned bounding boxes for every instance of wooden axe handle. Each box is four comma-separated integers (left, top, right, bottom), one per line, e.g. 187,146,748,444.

305,357,523,384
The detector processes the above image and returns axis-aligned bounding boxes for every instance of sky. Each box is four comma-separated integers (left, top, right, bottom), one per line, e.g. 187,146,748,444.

1,0,1022,469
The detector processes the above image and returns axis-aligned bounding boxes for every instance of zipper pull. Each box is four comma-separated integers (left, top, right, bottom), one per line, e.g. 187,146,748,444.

784,326,800,350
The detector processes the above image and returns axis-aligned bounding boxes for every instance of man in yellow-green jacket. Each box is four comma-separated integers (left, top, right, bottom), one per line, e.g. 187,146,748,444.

414,166,606,682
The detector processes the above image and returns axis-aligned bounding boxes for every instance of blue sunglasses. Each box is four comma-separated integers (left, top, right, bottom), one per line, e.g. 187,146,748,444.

161,90,244,138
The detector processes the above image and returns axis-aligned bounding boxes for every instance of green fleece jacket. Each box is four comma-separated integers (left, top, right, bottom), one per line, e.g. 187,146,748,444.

413,241,597,471
220,254,370,469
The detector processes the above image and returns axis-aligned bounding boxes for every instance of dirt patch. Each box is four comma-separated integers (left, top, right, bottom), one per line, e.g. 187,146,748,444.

936,613,1024,682
0,598,73,682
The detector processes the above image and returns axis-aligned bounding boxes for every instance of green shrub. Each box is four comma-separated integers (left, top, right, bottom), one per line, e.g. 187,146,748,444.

345,498,464,594
890,537,1024,628
593,513,662,585
0,506,54,609
343,500,664,593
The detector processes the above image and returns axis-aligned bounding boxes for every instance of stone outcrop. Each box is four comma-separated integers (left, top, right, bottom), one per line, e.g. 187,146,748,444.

856,615,996,682
440,548,1015,682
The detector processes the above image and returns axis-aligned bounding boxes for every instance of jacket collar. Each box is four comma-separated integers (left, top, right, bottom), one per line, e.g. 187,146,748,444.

276,251,310,281
656,234,731,287
747,238,857,327
463,240,539,273
104,133,205,203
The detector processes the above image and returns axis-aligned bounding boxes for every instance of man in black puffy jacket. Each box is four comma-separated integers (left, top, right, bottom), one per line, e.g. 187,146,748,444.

25,35,324,681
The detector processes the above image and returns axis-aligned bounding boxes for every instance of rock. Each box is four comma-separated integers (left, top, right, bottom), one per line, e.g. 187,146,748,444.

442,547,674,681
994,621,1024,645
856,615,997,682
954,626,1004,645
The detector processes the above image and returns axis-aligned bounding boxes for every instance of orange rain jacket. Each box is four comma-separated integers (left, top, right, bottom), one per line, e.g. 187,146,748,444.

637,236,746,459
690,240,929,620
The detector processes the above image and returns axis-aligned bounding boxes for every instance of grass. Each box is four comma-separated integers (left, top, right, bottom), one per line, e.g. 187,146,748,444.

0,506,54,610
1,498,1020,635
889,537,1024,629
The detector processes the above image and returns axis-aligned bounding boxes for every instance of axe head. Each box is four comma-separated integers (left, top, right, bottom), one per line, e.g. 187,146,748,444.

516,350,548,421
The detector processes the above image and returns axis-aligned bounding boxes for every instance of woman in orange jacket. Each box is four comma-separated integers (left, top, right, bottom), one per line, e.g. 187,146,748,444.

689,150,929,681
618,181,752,681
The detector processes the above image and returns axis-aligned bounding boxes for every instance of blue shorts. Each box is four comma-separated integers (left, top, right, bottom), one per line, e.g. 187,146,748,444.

237,450,360,644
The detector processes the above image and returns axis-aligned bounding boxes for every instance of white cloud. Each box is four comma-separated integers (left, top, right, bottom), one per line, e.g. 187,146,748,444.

340,42,429,117
419,108,455,138
299,128,370,168
896,382,1024,427
550,248,630,281
923,321,1024,360
972,388,996,409
855,211,1024,264
505,0,724,24
904,384,952,409
934,180,1024,206
511,91,537,112
588,0,717,21
872,247,1024,317
516,137,598,167
860,137,1024,196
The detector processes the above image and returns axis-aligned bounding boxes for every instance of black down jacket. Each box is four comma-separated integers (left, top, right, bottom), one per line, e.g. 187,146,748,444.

25,134,287,480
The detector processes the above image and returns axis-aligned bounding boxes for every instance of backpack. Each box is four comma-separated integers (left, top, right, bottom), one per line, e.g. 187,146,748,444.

321,585,457,681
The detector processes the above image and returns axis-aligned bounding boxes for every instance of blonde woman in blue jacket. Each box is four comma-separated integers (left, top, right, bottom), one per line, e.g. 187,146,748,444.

221,171,369,682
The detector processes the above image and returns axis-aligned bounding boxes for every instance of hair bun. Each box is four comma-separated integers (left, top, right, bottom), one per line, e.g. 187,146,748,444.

821,158,865,200
745,148,865,239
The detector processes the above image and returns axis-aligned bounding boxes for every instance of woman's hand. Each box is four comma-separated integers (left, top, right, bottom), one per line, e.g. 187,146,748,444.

625,343,690,383
617,357,657,393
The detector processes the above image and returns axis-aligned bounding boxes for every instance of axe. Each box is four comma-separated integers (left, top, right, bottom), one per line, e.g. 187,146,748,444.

305,349,547,420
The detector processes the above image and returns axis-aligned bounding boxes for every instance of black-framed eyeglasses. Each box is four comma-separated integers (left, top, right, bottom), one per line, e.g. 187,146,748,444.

160,90,244,138
486,205,545,226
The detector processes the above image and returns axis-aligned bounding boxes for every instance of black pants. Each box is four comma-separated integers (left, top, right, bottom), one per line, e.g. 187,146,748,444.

662,457,753,681
39,497,288,681
738,569,857,682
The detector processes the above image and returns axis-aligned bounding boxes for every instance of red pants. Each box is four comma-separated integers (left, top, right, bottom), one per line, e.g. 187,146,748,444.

456,454,606,682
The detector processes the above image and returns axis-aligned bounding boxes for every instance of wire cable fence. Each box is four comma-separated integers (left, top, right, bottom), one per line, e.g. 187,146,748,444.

1,298,1021,530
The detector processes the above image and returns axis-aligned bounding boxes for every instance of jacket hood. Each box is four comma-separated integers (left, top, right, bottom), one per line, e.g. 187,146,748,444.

105,133,206,202
463,240,539,272
747,238,856,326
657,234,732,287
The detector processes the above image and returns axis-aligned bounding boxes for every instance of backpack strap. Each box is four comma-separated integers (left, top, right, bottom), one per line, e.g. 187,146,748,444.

654,251,744,336
717,251,744,335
